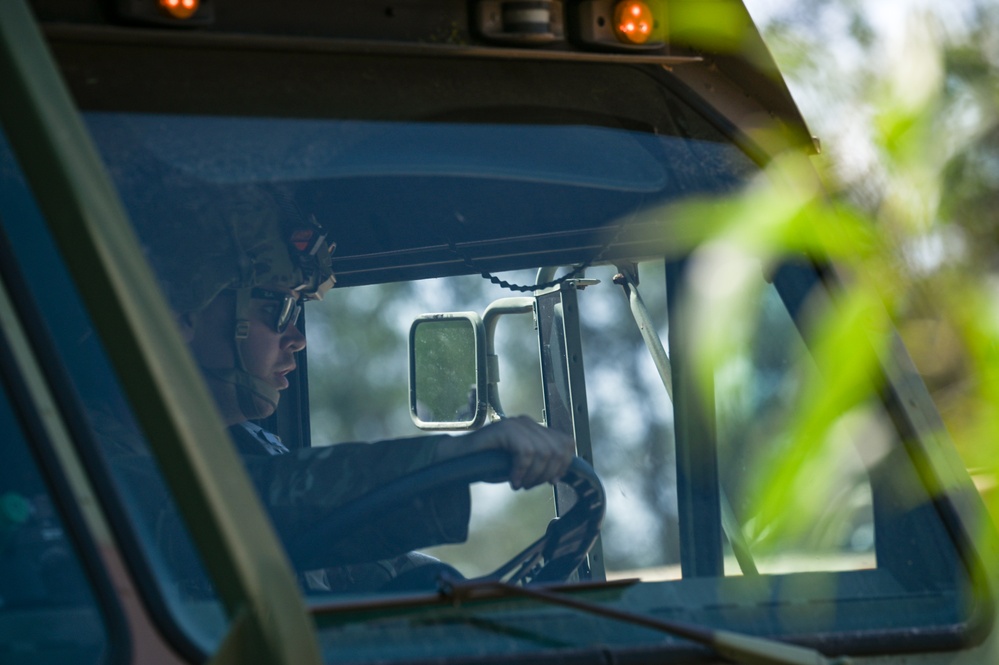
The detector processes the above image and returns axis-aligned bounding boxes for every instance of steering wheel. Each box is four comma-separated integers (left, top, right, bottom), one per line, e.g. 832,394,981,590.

287,449,605,587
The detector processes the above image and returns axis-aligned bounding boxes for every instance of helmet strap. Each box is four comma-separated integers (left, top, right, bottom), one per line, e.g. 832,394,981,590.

201,366,279,421
204,287,281,421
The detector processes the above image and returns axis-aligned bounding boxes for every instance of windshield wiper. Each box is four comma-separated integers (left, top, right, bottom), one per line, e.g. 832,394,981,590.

436,575,849,665
312,574,850,665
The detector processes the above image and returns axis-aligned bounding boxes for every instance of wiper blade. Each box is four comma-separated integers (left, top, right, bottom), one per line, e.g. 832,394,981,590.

438,576,849,665
313,574,850,665
310,577,637,616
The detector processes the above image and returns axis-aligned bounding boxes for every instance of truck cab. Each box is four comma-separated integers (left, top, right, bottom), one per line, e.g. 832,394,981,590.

0,0,995,663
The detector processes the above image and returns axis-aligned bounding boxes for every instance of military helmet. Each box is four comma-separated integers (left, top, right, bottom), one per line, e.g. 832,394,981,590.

132,182,335,422
142,184,335,315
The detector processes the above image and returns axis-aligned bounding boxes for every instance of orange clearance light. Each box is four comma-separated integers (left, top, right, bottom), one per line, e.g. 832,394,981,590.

160,0,199,20
613,0,654,45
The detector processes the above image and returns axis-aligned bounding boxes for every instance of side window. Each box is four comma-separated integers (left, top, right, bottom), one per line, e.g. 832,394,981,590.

714,281,877,574
0,125,226,659
0,367,109,664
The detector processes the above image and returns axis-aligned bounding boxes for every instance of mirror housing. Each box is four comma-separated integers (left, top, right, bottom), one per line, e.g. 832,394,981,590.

409,313,488,430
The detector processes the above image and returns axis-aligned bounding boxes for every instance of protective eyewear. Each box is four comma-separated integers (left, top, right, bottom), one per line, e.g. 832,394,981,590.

251,288,303,333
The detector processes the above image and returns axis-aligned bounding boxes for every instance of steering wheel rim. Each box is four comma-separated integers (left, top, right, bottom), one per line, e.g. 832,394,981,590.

477,453,605,585
287,449,605,585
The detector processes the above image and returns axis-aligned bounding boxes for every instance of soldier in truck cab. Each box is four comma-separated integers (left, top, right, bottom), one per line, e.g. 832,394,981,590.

116,186,575,592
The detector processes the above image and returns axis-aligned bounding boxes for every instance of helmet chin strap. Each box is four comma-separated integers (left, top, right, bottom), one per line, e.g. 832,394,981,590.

200,366,279,421
202,287,281,422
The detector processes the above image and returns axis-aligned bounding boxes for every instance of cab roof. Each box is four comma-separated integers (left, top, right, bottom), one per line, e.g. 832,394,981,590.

34,0,815,286
33,0,814,156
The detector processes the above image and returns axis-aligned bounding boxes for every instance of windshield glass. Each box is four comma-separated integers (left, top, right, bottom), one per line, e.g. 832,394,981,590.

0,55,980,663
293,255,978,665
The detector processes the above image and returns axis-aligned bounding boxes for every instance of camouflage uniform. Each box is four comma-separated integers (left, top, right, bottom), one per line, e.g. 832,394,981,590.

229,423,469,588
93,405,469,595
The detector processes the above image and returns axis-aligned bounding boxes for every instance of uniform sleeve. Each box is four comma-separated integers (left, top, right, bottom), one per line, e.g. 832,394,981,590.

241,434,472,570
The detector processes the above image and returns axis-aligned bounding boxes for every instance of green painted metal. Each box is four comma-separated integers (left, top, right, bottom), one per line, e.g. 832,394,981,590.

0,1,322,663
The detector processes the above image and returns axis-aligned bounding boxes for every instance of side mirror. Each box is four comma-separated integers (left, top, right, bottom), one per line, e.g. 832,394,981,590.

409,313,488,430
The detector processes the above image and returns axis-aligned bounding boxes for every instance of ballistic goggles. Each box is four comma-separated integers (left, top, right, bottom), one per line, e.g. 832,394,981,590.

251,288,303,333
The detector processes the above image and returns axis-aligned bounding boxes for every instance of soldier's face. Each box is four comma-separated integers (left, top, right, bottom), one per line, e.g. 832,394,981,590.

183,289,306,424
242,288,307,394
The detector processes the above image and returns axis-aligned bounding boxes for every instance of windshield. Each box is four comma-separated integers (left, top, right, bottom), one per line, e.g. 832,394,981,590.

0,52,981,664
303,262,973,658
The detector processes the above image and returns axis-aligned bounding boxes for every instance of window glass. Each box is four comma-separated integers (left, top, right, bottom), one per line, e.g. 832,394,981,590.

0,331,108,664
307,258,975,661
3,91,756,653
0,128,227,657
1,57,980,662
714,280,877,575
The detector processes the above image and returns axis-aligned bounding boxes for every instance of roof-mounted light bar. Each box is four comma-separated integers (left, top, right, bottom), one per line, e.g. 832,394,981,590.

476,0,566,44
475,0,666,51
613,0,656,44
574,0,666,50
115,0,214,26
160,0,199,20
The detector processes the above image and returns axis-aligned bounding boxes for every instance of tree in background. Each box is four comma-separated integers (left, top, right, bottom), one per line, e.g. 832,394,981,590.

685,0,999,540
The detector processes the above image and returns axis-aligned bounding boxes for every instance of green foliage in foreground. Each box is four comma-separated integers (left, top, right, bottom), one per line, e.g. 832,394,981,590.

688,1,999,550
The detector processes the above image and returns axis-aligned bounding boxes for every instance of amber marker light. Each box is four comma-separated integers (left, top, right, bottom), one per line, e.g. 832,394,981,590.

160,0,199,20
613,0,654,45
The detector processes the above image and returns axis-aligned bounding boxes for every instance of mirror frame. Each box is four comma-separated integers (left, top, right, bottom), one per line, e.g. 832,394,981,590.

409,312,488,430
